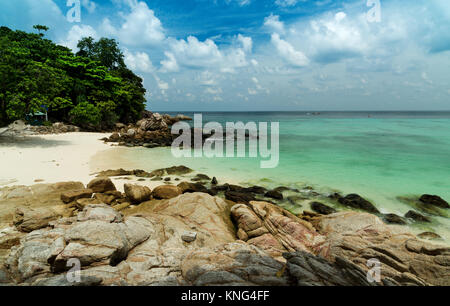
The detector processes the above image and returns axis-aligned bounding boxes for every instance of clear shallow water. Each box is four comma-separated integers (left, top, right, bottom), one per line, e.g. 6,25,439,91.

119,111,450,241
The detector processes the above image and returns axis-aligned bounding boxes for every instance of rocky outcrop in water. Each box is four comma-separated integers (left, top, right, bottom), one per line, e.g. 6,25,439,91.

104,112,192,148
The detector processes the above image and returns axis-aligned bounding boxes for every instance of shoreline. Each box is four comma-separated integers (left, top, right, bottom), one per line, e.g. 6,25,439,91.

1,131,449,243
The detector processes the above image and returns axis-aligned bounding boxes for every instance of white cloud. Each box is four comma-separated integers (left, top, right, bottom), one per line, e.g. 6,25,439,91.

264,14,285,34
275,0,299,7
124,50,154,73
160,52,179,73
59,24,98,51
102,1,165,46
237,34,253,53
271,33,309,67
167,35,251,72
81,0,96,13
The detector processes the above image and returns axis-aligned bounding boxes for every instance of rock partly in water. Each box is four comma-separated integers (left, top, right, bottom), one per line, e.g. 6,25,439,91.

417,232,442,240
337,194,380,213
177,182,208,194
310,202,337,215
264,190,283,200
419,194,449,209
405,210,431,223
382,213,407,225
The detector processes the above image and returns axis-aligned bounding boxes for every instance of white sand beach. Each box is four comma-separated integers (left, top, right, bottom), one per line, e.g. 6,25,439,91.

0,132,113,187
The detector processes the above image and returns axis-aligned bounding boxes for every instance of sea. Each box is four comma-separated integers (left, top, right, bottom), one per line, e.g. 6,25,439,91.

115,111,450,241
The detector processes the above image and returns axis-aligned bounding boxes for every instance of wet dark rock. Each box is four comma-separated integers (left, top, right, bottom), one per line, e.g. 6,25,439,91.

337,194,380,213
419,195,449,209
405,210,431,223
245,186,267,194
382,213,407,225
225,191,256,204
310,202,337,215
264,190,283,200
211,177,218,185
284,251,379,286
418,232,442,240
177,182,209,194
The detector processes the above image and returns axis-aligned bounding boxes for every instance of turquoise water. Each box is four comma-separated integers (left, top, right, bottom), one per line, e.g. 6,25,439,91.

117,112,450,240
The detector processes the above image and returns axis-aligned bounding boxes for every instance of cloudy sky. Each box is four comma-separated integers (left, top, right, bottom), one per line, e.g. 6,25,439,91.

1,0,449,111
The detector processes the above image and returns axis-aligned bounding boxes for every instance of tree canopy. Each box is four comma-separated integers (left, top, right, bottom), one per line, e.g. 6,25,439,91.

0,26,146,129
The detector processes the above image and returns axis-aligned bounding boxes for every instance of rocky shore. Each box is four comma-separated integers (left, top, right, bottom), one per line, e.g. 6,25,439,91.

0,166,448,286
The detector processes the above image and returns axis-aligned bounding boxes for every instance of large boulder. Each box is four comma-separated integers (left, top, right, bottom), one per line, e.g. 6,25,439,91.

152,185,182,200
5,205,153,283
314,211,450,286
419,194,449,209
87,177,116,193
60,189,93,204
337,194,380,213
231,201,327,261
124,184,152,204
138,113,168,131
13,207,59,233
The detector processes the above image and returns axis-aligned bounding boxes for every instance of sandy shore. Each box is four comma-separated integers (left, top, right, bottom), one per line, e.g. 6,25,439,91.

0,132,113,187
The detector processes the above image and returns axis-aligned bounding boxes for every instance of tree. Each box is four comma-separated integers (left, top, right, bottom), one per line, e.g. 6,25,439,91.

77,37,125,70
33,25,49,37
0,26,147,128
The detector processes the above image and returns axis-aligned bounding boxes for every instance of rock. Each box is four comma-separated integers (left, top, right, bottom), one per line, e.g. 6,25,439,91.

337,194,380,213
109,132,120,142
76,198,103,209
60,189,93,204
211,177,218,185
192,174,210,181
310,202,337,215
231,201,327,261
225,191,256,204
96,169,133,177
126,129,136,136
181,231,197,243
177,182,208,194
315,211,450,286
176,114,192,121
405,210,431,223
284,251,377,286
124,184,152,204
87,177,116,193
165,166,193,175
93,194,115,205
152,185,182,199
138,113,168,131
6,207,154,282
112,202,131,212
245,186,267,194
5,186,32,199
382,213,407,225
77,204,123,223
264,190,283,200
419,194,449,209
417,232,442,240
181,242,290,286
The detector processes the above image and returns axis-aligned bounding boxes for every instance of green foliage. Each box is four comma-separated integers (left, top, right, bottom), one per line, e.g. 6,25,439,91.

69,101,101,126
0,26,147,129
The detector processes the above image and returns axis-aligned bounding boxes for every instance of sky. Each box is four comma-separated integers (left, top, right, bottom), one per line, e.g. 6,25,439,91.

0,0,449,111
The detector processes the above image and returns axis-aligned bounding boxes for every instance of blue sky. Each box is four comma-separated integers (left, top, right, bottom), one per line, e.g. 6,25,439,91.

1,0,449,111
